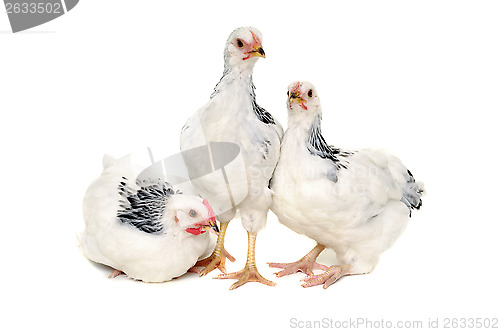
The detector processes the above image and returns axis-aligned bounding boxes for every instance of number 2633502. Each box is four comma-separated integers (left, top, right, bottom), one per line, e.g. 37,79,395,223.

5,2,62,14
443,318,498,329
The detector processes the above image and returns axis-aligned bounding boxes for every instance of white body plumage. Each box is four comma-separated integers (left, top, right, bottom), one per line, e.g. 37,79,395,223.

79,154,215,282
180,27,282,233
271,82,423,275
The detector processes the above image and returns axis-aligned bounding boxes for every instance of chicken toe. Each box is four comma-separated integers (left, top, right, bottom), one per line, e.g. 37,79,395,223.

268,244,327,277
301,264,351,289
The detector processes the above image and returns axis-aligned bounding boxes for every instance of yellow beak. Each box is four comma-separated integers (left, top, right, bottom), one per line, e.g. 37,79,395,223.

249,45,266,58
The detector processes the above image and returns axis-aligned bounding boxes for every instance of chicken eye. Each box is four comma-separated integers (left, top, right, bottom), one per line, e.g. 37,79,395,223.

236,39,244,48
308,89,313,98
189,210,197,218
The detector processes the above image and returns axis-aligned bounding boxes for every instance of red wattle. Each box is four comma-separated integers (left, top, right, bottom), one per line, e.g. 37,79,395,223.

186,227,206,236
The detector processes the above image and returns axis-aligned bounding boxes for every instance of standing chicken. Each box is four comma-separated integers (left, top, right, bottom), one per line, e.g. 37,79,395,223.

268,81,424,289
79,154,218,282
180,27,282,289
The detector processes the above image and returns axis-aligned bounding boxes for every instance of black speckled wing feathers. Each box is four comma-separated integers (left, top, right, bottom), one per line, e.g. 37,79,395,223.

307,115,353,173
117,177,175,234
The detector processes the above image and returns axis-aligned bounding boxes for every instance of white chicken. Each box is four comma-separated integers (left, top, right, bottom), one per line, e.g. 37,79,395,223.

79,154,218,283
269,81,424,289
180,27,283,289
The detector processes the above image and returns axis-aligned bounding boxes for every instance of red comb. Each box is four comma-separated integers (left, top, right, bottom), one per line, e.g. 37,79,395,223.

202,199,215,220
251,30,260,45
293,82,301,93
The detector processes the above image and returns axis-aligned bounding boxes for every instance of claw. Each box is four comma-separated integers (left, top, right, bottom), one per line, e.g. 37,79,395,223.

194,222,233,276
301,264,351,289
187,266,203,274
194,248,235,276
215,265,276,290
108,269,124,279
268,244,327,278
215,232,275,290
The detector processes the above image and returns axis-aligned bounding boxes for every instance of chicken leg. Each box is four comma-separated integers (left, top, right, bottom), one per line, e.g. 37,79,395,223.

197,222,235,276
268,244,329,277
215,232,276,290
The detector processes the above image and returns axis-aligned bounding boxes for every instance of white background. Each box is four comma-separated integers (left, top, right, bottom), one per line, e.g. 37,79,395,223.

1,1,499,331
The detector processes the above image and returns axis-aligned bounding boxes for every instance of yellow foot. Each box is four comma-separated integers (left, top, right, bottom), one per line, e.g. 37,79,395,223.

194,248,236,276
108,269,124,278
301,264,351,289
215,265,276,290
